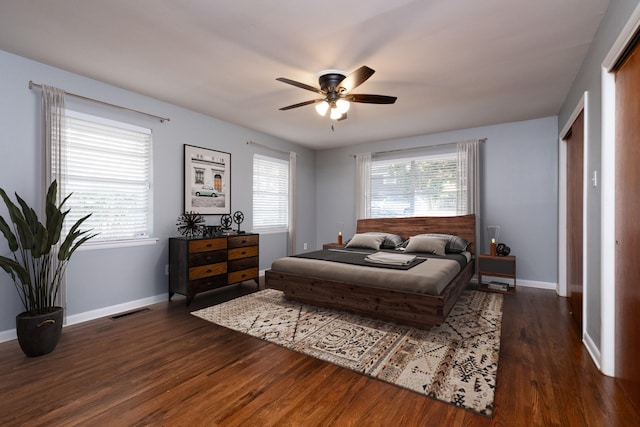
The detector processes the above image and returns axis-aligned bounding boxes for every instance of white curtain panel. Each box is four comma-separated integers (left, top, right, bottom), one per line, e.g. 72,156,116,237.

355,153,371,220
456,140,481,254
288,151,297,255
41,84,67,316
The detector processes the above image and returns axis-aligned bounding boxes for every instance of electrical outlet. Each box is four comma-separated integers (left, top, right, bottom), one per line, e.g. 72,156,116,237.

164,264,169,276
303,243,308,250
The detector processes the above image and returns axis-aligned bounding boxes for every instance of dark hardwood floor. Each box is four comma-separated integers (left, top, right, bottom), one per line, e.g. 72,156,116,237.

0,281,638,426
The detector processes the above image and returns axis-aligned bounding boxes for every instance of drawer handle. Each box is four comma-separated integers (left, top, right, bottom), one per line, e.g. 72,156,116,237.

241,240,247,244
206,269,212,273
241,251,246,255
206,243,212,248
241,274,246,278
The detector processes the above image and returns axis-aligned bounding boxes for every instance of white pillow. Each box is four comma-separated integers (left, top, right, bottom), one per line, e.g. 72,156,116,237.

404,236,447,256
345,233,386,250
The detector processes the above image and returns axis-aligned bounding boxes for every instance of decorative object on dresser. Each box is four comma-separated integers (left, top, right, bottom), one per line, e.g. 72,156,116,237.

220,214,233,232
169,234,259,305
176,211,205,238
184,144,231,215
477,254,516,294
232,210,245,233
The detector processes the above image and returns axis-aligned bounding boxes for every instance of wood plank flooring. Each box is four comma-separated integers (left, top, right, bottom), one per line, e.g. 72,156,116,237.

0,282,638,426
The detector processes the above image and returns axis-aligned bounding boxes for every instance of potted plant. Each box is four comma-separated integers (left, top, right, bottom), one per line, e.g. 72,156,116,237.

0,180,95,357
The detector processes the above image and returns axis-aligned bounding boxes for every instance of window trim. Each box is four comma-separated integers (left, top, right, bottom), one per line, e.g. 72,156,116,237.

62,110,154,247
252,153,289,233
369,149,462,218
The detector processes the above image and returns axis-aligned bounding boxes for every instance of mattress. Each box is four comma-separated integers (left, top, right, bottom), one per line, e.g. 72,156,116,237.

270,249,468,296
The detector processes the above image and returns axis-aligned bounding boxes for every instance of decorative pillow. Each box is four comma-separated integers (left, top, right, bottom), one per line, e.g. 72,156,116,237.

364,232,405,249
404,236,448,256
345,233,386,250
404,233,470,253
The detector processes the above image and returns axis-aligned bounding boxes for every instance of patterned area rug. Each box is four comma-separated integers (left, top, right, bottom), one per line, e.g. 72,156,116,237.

192,289,503,417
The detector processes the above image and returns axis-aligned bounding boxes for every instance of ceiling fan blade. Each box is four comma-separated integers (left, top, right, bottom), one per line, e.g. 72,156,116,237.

279,99,324,111
337,66,375,93
276,77,324,94
347,94,397,104
337,112,348,121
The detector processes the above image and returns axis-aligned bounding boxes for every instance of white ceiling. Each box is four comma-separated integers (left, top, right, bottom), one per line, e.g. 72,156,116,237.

0,0,609,150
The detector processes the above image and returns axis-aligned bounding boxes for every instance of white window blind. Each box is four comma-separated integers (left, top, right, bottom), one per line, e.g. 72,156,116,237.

370,152,462,218
62,111,152,242
253,154,289,232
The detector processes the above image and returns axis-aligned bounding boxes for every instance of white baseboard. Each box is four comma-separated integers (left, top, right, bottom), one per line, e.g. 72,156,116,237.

583,332,606,375
471,276,557,291
0,329,16,344
0,293,166,344
517,279,557,291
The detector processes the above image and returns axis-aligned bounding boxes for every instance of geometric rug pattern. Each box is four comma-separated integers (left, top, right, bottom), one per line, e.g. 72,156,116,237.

192,289,503,417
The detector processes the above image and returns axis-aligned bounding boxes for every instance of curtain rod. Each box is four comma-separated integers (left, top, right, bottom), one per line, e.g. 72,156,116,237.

351,138,487,157
28,81,170,123
246,140,292,155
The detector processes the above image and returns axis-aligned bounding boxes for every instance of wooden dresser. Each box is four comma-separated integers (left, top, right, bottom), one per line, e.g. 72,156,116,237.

169,233,259,305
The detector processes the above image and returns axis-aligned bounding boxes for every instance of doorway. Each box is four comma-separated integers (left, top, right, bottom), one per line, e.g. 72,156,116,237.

564,111,584,330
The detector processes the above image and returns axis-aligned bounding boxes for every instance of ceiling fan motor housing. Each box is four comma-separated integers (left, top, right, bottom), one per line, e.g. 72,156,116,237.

318,72,346,94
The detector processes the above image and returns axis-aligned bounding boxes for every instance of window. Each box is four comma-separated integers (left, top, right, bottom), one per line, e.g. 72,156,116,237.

253,154,289,232
370,151,463,217
60,111,153,242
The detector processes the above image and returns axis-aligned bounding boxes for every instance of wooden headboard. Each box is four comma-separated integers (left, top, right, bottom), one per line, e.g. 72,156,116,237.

356,214,476,254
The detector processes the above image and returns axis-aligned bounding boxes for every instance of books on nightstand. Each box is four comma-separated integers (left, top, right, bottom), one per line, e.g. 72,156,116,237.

487,281,509,292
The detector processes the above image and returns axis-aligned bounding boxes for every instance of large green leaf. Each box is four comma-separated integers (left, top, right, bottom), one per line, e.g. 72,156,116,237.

0,190,34,251
0,215,18,252
0,255,30,286
58,213,95,260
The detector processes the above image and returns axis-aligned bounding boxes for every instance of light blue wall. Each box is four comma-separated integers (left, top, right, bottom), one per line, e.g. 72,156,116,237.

558,0,640,354
0,50,317,333
315,116,559,285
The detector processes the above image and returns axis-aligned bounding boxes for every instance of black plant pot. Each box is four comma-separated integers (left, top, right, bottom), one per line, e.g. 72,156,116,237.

16,307,63,357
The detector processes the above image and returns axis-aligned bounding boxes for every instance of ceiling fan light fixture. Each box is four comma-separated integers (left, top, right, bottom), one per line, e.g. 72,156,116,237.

335,99,350,114
330,107,343,120
315,101,329,116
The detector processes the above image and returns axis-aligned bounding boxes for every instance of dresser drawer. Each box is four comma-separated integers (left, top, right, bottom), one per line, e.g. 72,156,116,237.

189,238,226,253
228,234,259,248
189,274,228,293
188,262,227,280
228,245,258,260
228,267,258,284
228,256,258,272
189,250,226,267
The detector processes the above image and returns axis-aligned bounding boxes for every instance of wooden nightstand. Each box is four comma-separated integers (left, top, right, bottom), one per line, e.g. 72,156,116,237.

477,254,516,294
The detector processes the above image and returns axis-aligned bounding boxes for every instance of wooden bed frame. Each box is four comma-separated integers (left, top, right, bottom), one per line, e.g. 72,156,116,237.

264,214,476,329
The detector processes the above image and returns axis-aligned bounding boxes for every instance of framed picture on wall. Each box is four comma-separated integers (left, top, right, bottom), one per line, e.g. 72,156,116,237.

184,144,231,215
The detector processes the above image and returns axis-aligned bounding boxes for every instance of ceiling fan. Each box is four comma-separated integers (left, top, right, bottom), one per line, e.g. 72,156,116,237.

276,66,397,121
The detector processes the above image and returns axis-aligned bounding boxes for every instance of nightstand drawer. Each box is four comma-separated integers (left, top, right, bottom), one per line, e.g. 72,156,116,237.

479,257,516,275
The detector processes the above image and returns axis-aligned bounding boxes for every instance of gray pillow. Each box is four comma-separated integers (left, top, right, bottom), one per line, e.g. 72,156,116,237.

345,233,386,250
404,236,448,256
405,233,470,253
364,232,405,249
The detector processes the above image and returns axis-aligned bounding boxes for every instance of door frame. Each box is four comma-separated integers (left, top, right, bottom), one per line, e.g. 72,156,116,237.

600,1,640,378
558,93,589,341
